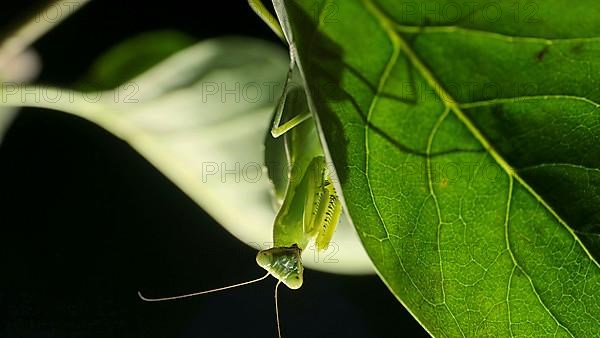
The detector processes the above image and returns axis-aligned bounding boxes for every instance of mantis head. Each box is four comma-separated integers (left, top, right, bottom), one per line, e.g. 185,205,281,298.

256,245,304,289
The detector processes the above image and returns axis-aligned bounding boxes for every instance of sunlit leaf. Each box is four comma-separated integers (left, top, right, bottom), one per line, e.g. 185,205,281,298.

0,48,40,141
0,33,373,274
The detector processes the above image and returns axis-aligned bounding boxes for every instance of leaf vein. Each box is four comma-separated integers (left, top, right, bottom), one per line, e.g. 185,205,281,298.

459,95,600,109
504,177,576,337
519,162,600,175
425,107,466,336
392,25,600,45
360,16,443,309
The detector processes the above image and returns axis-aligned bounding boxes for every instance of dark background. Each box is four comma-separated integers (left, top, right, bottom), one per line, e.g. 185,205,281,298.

0,1,427,337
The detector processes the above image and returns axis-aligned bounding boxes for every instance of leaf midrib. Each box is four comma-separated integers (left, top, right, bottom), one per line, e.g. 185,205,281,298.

361,0,600,270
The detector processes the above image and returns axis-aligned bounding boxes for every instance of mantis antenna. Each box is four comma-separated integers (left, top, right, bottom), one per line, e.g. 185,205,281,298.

247,0,285,42
137,272,270,302
275,280,283,338
139,273,287,337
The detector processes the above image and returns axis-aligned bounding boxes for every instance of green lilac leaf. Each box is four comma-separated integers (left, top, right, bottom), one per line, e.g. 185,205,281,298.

0,34,374,274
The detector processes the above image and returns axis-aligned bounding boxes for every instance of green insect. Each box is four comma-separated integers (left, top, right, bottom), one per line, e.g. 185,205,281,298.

258,67,342,292
253,0,343,294
138,1,343,337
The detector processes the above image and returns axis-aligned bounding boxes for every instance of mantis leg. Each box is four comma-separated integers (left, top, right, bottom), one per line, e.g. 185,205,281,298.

248,0,311,139
314,181,342,251
272,154,325,248
271,109,311,138
271,64,312,138
301,157,327,236
247,0,285,41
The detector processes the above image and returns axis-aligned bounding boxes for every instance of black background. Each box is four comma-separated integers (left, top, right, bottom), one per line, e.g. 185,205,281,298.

0,1,427,337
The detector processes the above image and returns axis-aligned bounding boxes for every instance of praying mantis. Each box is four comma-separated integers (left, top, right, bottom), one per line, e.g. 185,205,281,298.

138,1,343,336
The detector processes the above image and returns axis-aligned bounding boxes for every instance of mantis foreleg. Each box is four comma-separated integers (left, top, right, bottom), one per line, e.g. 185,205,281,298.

300,158,342,251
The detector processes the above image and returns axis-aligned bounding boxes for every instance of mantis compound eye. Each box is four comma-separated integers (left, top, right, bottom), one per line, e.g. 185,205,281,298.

282,274,303,290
